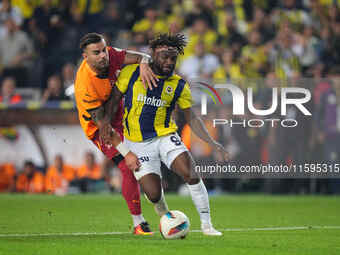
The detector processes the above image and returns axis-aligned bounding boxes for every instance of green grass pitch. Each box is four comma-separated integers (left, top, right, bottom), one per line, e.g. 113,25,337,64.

0,194,339,255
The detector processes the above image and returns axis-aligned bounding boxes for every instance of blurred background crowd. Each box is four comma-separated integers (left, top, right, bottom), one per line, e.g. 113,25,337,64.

0,0,339,194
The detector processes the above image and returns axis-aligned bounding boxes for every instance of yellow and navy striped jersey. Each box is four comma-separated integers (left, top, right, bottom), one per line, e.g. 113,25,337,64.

116,64,192,142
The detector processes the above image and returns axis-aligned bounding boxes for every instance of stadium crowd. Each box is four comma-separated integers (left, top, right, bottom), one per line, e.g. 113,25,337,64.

0,152,121,194
0,0,339,194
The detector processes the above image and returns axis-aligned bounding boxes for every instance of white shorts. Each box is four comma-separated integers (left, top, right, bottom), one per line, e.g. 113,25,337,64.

124,133,188,180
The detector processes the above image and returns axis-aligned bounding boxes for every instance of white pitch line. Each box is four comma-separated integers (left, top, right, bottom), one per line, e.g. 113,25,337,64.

192,226,340,232
0,231,131,238
0,226,339,238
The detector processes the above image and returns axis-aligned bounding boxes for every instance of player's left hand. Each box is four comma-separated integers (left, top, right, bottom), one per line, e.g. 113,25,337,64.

212,142,229,161
124,151,141,172
140,63,159,90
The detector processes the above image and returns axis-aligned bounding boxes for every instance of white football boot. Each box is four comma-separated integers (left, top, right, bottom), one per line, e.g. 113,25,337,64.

201,223,223,236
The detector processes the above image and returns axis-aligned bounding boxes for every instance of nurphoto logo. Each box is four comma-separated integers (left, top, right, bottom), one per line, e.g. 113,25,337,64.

193,81,312,128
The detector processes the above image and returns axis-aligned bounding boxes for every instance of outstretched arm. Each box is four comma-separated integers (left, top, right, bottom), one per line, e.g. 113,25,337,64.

183,107,229,161
124,50,150,65
123,49,158,90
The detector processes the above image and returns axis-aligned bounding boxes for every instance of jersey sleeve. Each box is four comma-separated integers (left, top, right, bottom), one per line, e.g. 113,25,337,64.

75,76,102,112
83,85,103,111
110,47,126,68
177,82,192,109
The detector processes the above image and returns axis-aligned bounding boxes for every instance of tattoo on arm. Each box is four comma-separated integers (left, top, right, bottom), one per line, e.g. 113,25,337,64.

87,85,124,127
87,106,106,126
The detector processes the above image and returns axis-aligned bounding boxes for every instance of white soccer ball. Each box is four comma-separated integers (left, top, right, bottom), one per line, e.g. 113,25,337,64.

159,210,190,239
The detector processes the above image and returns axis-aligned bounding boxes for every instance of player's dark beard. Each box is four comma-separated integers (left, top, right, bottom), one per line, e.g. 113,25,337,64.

150,62,174,77
95,62,109,77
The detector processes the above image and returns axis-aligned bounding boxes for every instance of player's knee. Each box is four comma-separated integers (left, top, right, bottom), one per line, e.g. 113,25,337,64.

182,173,199,185
146,190,162,203
184,175,199,185
181,172,191,183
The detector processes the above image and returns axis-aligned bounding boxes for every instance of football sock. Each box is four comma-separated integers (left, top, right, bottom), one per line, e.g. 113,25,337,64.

187,179,212,226
118,160,142,215
132,214,146,227
154,190,169,217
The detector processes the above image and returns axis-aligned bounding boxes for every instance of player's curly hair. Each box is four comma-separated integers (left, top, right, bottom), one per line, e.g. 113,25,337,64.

149,33,187,55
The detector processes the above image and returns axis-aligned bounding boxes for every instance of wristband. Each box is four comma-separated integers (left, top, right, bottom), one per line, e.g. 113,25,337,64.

116,142,130,157
141,55,150,64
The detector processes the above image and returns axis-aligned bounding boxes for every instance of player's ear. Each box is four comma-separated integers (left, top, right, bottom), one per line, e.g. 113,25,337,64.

82,51,87,60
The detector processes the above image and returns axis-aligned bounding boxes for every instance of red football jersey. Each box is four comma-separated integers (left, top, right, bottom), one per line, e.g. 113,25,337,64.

107,47,125,133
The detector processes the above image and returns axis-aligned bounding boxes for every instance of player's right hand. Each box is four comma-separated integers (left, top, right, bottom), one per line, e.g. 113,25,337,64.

140,63,158,90
99,122,113,145
124,152,141,172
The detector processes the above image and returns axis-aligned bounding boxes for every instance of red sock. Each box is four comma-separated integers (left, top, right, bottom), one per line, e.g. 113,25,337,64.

118,160,141,215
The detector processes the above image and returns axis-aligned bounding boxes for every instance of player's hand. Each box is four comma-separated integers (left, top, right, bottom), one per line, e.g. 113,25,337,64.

124,152,141,172
99,122,113,145
140,63,159,90
212,141,229,161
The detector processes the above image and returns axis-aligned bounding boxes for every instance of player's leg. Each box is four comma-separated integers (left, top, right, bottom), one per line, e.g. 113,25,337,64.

139,173,169,217
92,132,151,234
125,138,170,218
115,157,153,235
161,133,222,236
112,156,143,222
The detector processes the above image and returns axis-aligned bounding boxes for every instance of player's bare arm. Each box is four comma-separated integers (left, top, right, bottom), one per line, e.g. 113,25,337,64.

87,105,115,145
108,85,123,116
123,49,159,90
87,105,140,171
183,107,229,161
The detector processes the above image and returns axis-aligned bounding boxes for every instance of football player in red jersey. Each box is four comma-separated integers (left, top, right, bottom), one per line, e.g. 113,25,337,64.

74,33,158,235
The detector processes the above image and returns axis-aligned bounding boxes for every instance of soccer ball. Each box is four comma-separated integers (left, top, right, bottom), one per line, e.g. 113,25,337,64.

159,210,190,239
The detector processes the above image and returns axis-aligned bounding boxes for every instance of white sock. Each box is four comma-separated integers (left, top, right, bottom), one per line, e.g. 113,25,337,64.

187,179,212,226
154,190,169,217
132,214,145,227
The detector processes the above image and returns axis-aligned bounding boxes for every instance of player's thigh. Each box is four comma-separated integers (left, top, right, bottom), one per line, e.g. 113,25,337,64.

159,133,199,184
170,151,200,185
124,138,161,181
159,133,187,167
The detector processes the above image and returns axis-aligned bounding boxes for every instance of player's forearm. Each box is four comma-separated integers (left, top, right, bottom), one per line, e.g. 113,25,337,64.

110,129,123,147
124,50,151,65
190,117,217,145
106,86,123,121
96,117,111,129
88,105,110,128
185,109,217,146
88,105,129,154
104,95,115,123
